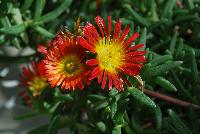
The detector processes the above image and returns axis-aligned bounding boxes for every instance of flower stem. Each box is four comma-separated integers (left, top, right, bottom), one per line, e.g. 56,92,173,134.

143,88,200,108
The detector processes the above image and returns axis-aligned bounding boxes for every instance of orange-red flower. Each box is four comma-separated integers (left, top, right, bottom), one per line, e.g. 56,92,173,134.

78,16,146,91
20,61,48,96
43,31,91,90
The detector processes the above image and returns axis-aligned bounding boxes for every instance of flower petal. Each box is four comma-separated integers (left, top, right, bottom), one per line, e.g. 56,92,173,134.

127,44,144,51
111,73,120,91
86,59,98,66
98,69,104,83
118,25,130,44
101,71,107,89
95,16,107,37
90,66,100,80
113,19,122,40
108,72,113,90
83,24,99,45
126,55,146,63
124,32,140,48
126,50,146,57
107,16,111,36
77,36,96,53
37,45,47,55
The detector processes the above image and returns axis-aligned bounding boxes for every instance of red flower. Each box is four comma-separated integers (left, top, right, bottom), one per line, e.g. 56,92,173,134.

43,31,91,90
19,91,32,108
20,61,48,96
78,16,146,91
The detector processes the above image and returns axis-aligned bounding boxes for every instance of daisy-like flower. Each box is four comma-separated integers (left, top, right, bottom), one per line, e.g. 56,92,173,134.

20,61,48,96
78,16,146,91
43,31,91,90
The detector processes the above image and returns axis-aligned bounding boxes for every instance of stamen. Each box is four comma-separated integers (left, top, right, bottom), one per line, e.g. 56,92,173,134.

60,55,81,76
28,77,47,95
96,38,124,73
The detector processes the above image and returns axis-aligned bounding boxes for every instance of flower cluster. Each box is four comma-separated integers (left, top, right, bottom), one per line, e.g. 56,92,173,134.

19,16,146,94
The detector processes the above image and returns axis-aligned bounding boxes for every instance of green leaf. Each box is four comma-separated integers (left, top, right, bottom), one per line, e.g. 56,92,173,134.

188,107,200,134
33,26,54,39
95,101,109,110
0,16,20,48
0,16,11,27
56,94,74,102
47,115,60,134
110,99,117,118
168,109,193,134
11,8,23,24
96,121,106,132
101,0,108,18
169,31,178,54
59,116,73,128
173,15,198,25
75,123,90,131
183,44,200,57
145,61,182,79
109,88,118,97
0,35,5,44
123,4,151,27
175,38,184,59
48,102,62,113
113,112,125,126
113,98,129,125
102,106,111,117
11,38,21,48
21,0,34,12
0,24,26,34
138,27,147,49
189,49,198,82
171,70,196,102
14,112,39,120
149,18,168,31
155,76,177,92
162,0,176,19
174,9,189,16
151,39,170,51
150,55,173,67
112,126,121,134
128,87,157,108
131,114,143,132
88,94,106,101
154,107,162,130
37,0,72,24
34,0,46,20
124,126,135,134
27,125,48,134
149,0,159,21
184,0,194,9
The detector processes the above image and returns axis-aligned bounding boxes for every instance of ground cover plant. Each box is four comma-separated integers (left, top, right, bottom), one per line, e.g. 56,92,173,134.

0,0,200,133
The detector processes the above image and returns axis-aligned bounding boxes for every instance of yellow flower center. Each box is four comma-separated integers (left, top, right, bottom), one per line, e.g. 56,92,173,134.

60,55,81,76
95,37,124,72
28,77,48,96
